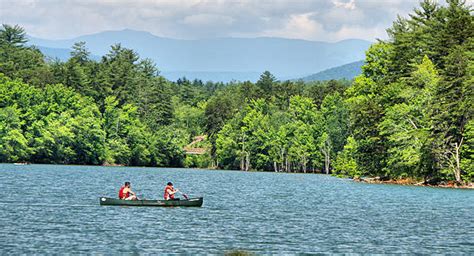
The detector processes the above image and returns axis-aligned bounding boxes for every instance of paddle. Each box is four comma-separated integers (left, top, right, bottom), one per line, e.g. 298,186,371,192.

177,190,189,200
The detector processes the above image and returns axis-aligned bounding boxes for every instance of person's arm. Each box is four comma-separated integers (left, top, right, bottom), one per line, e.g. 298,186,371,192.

124,187,135,196
167,188,179,195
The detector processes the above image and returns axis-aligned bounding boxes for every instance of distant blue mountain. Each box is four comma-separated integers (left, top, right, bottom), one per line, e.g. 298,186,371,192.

35,46,71,61
35,45,100,62
298,60,364,82
161,71,262,83
28,29,371,82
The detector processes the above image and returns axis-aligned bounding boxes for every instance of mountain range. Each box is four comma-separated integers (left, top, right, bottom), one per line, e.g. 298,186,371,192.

298,60,364,82
28,29,371,82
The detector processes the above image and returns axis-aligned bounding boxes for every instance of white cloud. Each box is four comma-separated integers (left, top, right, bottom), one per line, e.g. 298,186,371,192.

181,14,235,27
333,0,356,10
260,12,325,40
0,0,454,42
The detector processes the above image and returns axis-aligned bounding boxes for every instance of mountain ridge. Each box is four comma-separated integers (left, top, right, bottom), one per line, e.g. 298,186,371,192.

297,60,364,82
28,29,372,82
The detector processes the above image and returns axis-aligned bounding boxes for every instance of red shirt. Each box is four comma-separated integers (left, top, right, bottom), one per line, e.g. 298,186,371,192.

118,186,129,199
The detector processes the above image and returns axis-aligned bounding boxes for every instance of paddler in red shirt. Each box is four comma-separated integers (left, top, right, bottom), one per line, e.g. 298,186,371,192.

163,182,179,200
118,181,137,200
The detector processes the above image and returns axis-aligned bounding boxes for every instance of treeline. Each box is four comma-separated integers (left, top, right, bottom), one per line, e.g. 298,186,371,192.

346,0,473,183
0,23,346,168
207,0,473,183
0,0,473,183
0,27,210,167
209,76,350,173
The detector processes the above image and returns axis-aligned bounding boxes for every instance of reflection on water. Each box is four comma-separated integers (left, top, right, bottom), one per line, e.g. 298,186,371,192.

0,164,473,254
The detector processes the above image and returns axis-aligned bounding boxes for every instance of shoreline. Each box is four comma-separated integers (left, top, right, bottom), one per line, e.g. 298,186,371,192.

354,177,474,189
6,162,474,189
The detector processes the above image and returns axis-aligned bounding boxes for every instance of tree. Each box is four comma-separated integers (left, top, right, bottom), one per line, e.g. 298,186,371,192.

346,72,388,176
273,80,301,109
333,137,360,177
0,25,53,87
361,42,393,83
70,41,91,64
267,111,291,172
98,44,140,105
238,99,271,171
387,1,440,79
430,43,472,182
318,132,332,174
346,0,473,182
0,106,31,162
256,71,277,97
215,121,240,169
205,94,237,163
379,56,439,179
287,96,323,172
461,120,474,181
320,92,350,171
0,24,27,47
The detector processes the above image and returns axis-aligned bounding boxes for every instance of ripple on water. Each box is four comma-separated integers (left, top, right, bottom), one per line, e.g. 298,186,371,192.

0,164,473,254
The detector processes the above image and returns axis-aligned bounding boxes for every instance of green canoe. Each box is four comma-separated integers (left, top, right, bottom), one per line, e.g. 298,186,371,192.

99,197,203,207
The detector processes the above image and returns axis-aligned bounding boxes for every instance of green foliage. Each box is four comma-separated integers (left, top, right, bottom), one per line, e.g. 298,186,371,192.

346,0,473,182
173,98,205,138
379,56,438,178
303,79,350,107
0,27,53,87
0,5,472,184
321,94,348,153
333,137,359,177
346,75,387,176
0,106,31,162
103,96,151,166
256,71,277,97
0,24,27,47
461,120,474,181
361,42,393,82
137,76,174,128
183,153,212,168
215,96,325,172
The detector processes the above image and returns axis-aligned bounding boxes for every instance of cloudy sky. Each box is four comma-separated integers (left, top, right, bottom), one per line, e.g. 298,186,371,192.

0,0,472,42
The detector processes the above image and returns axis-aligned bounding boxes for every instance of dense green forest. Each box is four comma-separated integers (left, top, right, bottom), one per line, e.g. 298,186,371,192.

0,0,472,183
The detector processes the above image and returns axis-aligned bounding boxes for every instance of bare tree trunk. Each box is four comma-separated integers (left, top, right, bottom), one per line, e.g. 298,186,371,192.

322,143,331,175
240,134,246,171
302,156,307,173
321,138,332,175
280,148,286,172
245,152,250,171
325,155,330,174
444,138,463,183
273,161,278,172
454,139,463,183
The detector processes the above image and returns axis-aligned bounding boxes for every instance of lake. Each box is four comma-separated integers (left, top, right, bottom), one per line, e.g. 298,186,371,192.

0,164,473,254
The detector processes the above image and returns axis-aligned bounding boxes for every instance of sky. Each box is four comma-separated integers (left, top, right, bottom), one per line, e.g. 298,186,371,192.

0,0,472,42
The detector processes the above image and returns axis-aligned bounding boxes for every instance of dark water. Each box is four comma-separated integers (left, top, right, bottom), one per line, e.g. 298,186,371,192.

0,164,473,254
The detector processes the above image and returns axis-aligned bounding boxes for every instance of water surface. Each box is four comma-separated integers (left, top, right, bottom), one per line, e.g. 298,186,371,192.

0,164,473,254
